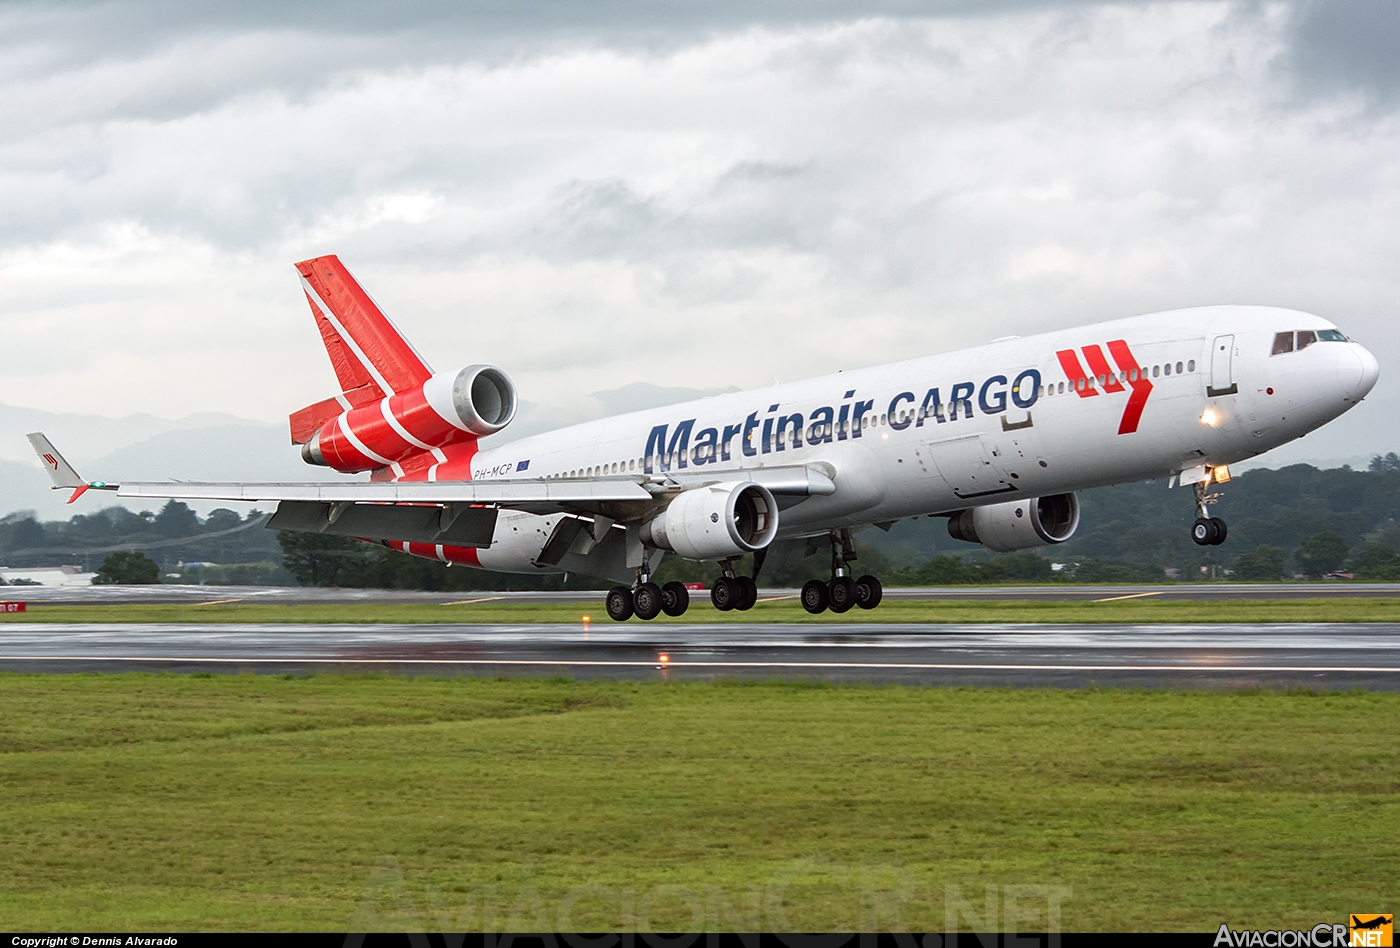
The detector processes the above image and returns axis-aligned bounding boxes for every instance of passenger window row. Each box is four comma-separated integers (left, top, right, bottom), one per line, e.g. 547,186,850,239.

1272,329,1348,355
1046,359,1195,396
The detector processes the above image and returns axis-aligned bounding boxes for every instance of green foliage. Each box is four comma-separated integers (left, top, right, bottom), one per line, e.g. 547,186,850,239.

1294,532,1350,577
1232,544,1287,581
1369,452,1400,473
0,676,1396,930
153,500,199,538
1348,543,1400,580
94,551,159,585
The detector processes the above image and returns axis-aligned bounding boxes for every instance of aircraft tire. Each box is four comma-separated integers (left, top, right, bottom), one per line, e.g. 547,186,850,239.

606,586,635,622
661,581,690,617
829,576,857,613
1191,518,1215,546
855,575,883,610
1208,517,1228,545
711,577,738,611
633,582,663,621
734,576,758,611
801,579,829,614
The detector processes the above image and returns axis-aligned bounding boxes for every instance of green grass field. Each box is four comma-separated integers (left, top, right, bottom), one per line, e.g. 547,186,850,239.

4,597,1400,624
0,674,1395,931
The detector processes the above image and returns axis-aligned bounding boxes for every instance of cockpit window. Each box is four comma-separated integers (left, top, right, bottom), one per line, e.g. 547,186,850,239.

1271,328,1349,355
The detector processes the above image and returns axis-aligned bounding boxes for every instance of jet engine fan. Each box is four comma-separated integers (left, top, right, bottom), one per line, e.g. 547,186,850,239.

946,493,1080,552
640,482,779,560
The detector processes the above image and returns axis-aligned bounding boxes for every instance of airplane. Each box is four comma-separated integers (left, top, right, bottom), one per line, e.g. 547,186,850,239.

30,255,1379,620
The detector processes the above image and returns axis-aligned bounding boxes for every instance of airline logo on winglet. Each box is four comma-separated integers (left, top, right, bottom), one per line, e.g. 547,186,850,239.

41,453,58,470
1056,339,1153,435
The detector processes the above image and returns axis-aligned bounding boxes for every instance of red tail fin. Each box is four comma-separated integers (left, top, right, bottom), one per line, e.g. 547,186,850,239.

295,255,434,396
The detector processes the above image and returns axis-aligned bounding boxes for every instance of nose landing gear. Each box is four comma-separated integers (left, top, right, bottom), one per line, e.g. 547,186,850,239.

800,529,884,615
1189,470,1229,546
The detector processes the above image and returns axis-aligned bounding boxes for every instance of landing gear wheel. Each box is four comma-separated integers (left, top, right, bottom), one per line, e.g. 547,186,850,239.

1191,517,1216,546
828,576,857,614
633,582,663,620
735,576,758,611
854,575,883,610
801,579,829,614
605,585,634,622
660,581,690,617
1208,517,1228,546
711,577,738,611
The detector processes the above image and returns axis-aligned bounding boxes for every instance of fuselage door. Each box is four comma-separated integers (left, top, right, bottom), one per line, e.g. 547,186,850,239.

925,434,1017,499
1208,334,1239,397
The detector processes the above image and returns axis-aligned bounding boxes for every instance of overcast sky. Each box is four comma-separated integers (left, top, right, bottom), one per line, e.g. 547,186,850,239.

1,0,1397,462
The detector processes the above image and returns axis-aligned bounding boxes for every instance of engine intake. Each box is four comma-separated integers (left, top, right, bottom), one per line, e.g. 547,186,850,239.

640,482,779,560
947,493,1080,552
426,364,517,436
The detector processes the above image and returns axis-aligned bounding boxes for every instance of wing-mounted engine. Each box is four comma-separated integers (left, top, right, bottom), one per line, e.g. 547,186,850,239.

640,482,779,560
301,364,517,472
947,493,1079,553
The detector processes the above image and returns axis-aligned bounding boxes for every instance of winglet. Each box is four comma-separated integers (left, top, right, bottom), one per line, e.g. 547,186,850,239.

26,433,114,503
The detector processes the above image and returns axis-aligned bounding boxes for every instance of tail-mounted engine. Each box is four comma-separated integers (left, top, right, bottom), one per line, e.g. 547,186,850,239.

947,493,1080,553
302,364,517,472
640,482,779,560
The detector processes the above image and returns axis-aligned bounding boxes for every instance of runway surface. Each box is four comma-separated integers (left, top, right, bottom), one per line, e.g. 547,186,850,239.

4,621,1399,688
11,582,1400,606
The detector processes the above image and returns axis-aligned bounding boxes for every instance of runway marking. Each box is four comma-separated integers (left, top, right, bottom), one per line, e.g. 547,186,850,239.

757,595,797,603
192,598,244,606
3,656,1398,673
1093,591,1163,602
440,597,505,605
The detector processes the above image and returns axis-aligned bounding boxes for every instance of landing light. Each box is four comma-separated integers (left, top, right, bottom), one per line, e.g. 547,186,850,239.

1199,408,1219,427
659,653,670,664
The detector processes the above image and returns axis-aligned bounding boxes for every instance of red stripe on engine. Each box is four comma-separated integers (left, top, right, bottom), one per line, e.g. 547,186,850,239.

1106,339,1153,434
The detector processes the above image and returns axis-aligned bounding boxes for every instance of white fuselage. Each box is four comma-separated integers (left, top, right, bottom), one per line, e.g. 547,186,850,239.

465,305,1378,572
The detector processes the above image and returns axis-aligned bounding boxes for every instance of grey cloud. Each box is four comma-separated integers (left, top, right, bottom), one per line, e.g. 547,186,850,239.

1285,0,1400,102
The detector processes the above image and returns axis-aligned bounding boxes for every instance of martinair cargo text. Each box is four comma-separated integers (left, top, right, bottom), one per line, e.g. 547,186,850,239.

31,256,1380,620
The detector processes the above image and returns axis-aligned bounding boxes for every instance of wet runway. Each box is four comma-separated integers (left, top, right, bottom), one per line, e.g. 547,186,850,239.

3,622,1399,688
11,582,1400,606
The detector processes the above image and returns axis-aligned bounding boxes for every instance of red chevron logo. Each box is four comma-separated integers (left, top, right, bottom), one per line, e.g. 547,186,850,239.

1055,339,1153,435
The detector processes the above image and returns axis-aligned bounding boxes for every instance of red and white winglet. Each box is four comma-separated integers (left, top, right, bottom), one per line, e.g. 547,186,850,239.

26,433,118,503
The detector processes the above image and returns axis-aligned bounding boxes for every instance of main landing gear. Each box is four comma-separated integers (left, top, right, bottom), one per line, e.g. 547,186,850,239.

800,529,884,615
1190,473,1229,547
605,573,691,622
710,552,759,612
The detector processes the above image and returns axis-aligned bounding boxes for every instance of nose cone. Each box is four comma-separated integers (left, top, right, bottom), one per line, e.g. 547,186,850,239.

1349,344,1380,400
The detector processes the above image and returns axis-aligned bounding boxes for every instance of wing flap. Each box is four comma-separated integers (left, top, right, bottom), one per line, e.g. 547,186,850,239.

267,500,498,547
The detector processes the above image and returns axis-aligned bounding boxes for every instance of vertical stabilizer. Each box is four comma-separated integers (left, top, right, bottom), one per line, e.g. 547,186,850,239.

295,255,434,396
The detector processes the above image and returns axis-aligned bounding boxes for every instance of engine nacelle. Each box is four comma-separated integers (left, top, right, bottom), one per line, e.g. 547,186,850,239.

947,493,1080,553
640,482,779,560
303,364,517,472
